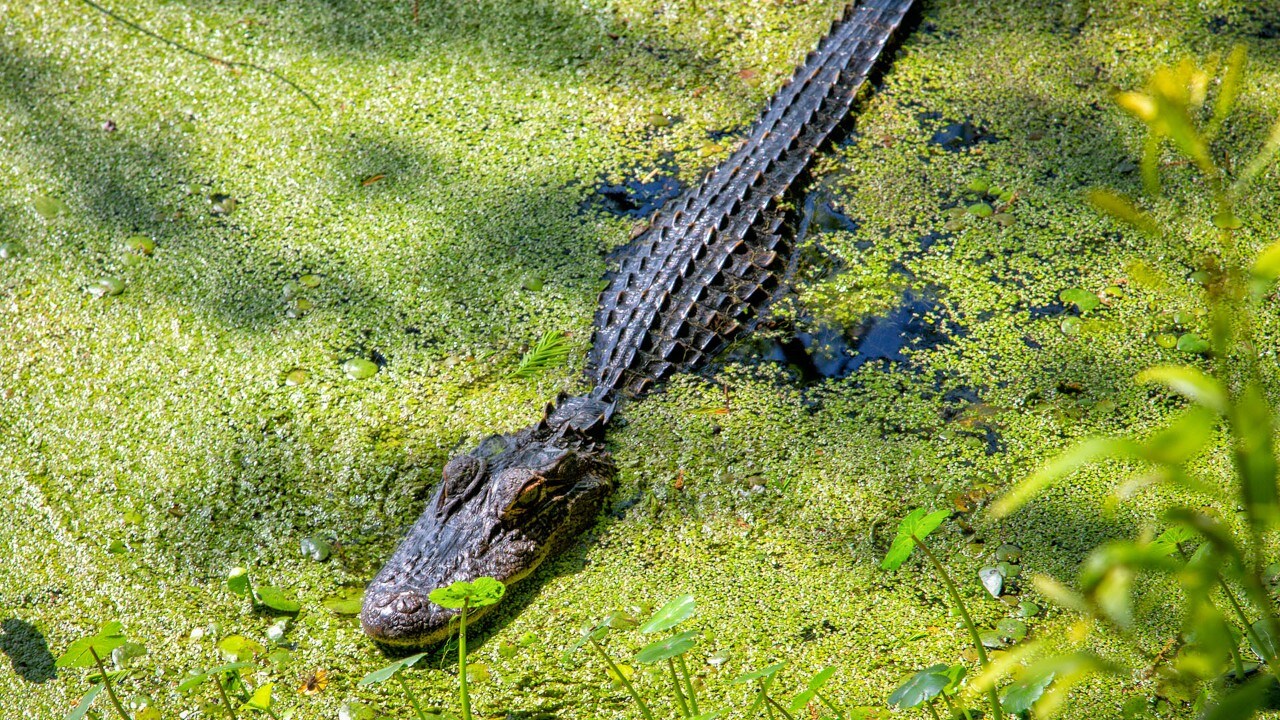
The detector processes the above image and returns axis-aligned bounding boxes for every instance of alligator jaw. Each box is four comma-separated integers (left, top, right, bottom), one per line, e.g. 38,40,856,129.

361,396,615,647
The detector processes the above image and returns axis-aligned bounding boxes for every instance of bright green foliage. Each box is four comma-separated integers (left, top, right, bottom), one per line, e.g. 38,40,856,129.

880,507,950,570
57,622,127,669
360,652,430,686
639,594,695,633
993,48,1280,717
428,577,506,609
508,330,571,379
887,664,950,709
634,630,699,664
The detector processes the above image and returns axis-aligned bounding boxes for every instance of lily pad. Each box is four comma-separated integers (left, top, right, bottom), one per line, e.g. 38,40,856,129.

254,586,301,613
1176,333,1210,354
33,194,68,219
342,358,379,380
888,664,950,709
634,629,699,664
86,277,125,298
640,594,694,633
1059,287,1101,313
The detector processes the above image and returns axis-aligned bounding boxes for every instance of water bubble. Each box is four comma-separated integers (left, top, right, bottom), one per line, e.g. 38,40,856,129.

342,358,378,379
1059,316,1081,335
209,194,237,216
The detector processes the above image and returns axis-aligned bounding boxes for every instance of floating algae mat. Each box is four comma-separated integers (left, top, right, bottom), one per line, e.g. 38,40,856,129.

3,0,1280,718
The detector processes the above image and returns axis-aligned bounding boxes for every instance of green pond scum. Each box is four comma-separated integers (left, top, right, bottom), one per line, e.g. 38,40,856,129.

2,0,1280,717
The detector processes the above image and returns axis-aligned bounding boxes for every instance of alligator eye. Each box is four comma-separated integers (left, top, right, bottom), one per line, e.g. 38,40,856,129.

501,475,548,520
437,455,486,513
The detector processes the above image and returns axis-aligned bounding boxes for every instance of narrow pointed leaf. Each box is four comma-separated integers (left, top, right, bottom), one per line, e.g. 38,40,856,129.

992,437,1140,517
1135,366,1227,413
1233,383,1279,529
65,684,104,720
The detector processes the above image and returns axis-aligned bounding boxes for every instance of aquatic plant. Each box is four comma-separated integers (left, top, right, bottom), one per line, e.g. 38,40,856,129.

359,652,433,720
428,577,506,720
178,661,279,719
571,594,853,719
993,47,1280,716
882,508,1004,719
57,622,135,720
508,330,572,379
226,566,302,614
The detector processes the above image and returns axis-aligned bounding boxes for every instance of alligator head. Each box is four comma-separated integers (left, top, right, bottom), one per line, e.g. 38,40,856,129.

361,395,616,646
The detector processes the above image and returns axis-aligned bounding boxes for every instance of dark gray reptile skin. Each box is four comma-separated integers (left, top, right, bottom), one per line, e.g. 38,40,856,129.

588,0,916,400
361,0,915,646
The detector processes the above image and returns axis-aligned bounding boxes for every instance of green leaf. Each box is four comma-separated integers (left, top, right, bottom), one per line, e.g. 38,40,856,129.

244,683,274,711
428,577,506,609
508,331,571,379
732,662,785,684
1141,406,1220,466
1200,672,1270,720
806,666,836,691
1209,46,1247,135
1175,333,1210,354
1087,189,1159,237
1059,287,1101,313
887,664,950,709
227,567,251,596
57,623,126,668
1001,670,1056,714
322,590,364,615
992,437,1141,517
33,194,68,220
640,595,695,633
1250,620,1279,662
940,664,966,694
1236,114,1280,194
1233,382,1279,529
65,684,104,720
1135,365,1227,413
634,630,699,664
253,586,301,613
1253,238,1280,283
217,635,266,662
178,672,212,694
359,652,429,686
881,508,950,570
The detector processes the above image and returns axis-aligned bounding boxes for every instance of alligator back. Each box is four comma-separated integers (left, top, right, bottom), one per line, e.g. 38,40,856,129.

587,0,914,400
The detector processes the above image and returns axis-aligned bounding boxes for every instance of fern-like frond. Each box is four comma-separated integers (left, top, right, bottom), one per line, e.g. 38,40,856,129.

508,330,571,379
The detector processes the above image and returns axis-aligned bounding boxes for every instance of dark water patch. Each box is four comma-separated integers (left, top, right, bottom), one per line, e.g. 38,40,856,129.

918,113,997,152
0,618,56,684
741,290,955,382
586,165,682,219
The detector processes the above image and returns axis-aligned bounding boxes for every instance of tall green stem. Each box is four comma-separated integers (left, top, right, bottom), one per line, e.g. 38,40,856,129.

677,655,700,716
458,603,471,720
589,639,656,720
397,672,430,720
913,536,1004,720
89,648,133,720
763,693,796,720
666,658,690,716
215,675,237,719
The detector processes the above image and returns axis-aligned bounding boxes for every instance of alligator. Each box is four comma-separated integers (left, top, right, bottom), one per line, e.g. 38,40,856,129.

361,0,917,646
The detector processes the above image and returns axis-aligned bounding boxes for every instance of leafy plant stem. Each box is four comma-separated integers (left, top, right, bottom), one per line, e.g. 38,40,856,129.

397,672,430,720
589,639,656,720
815,691,846,719
666,658,691,716
942,691,973,720
763,693,797,720
677,655,700,716
264,707,282,720
926,701,943,720
911,536,1004,720
459,602,472,720
89,647,132,720
215,675,237,720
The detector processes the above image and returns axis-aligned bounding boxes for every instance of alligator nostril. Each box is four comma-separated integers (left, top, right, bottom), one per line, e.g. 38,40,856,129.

394,591,423,614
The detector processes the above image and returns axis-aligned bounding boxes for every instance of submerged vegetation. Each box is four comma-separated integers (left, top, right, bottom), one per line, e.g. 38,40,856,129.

3,0,1280,719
